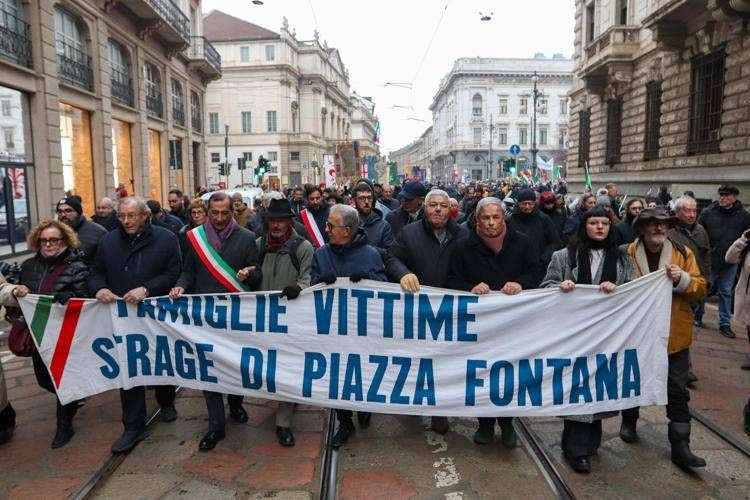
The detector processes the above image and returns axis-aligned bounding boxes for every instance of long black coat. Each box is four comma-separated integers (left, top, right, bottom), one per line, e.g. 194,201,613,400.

507,207,561,286
389,217,467,288
699,201,750,271
92,211,119,232
88,223,182,297
386,206,423,238
447,227,538,292
20,249,89,298
176,225,261,293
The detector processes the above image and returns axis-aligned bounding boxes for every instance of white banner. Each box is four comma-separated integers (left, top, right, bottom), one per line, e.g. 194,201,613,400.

20,271,672,416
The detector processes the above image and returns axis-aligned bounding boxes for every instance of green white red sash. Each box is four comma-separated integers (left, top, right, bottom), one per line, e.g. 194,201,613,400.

186,225,250,293
300,209,324,248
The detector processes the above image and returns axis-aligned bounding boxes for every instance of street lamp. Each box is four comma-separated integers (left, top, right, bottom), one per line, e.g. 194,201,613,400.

530,72,543,176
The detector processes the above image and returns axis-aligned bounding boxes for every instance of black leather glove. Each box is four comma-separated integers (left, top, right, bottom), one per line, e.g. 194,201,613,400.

349,272,366,283
320,274,337,285
280,285,302,300
52,292,72,305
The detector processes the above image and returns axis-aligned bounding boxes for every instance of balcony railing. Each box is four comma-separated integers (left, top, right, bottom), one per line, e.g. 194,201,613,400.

172,100,185,126
0,6,32,67
187,36,221,75
584,25,640,62
191,112,202,132
57,42,93,91
146,86,163,117
110,67,134,107
146,0,189,41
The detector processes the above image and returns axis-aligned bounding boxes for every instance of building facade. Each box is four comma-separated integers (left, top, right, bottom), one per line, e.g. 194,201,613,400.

0,0,220,257
568,0,750,199
203,11,352,189
428,55,573,182
389,137,424,179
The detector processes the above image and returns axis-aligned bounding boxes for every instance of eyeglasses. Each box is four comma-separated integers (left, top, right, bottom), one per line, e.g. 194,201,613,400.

56,208,75,215
326,222,347,230
118,213,140,220
190,210,206,216
355,195,373,202
39,237,63,246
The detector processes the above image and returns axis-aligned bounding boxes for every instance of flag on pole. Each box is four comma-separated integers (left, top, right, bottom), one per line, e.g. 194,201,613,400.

373,121,381,144
583,161,592,189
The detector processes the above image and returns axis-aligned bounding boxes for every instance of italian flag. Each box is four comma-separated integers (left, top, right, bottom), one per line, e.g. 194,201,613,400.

186,226,250,293
25,295,86,388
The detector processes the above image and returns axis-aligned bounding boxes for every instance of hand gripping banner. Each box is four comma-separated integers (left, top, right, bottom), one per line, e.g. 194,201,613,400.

20,271,673,417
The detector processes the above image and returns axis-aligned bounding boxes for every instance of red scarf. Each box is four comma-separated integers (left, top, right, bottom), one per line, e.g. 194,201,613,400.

267,226,293,250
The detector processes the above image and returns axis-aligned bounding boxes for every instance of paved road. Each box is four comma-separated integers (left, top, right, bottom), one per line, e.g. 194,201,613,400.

0,301,749,499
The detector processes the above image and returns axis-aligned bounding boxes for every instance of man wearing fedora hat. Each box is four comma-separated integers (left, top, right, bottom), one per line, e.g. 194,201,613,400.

619,207,708,468
256,198,314,447
698,185,750,338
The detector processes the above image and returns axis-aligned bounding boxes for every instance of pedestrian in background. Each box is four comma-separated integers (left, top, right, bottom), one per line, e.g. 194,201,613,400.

725,229,750,370
698,185,750,338
541,207,635,473
56,196,107,264
614,198,644,245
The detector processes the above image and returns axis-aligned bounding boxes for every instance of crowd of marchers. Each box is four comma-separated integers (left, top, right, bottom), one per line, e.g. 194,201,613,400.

0,177,749,476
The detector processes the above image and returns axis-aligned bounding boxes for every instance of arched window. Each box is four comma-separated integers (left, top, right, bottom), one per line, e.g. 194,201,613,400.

144,61,162,117
472,93,482,116
54,7,92,90
108,39,133,106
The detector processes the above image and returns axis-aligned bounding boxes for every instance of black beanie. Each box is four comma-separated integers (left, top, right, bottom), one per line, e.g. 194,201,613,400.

517,189,536,203
57,196,83,215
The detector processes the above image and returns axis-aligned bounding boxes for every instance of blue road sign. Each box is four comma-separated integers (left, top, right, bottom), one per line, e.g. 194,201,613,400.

509,144,520,156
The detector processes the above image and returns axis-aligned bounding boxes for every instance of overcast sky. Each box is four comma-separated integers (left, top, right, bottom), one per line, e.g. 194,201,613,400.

202,0,575,154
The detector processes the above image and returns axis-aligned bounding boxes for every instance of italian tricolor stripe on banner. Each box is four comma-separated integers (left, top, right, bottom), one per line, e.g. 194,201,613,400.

27,295,85,388
186,225,250,293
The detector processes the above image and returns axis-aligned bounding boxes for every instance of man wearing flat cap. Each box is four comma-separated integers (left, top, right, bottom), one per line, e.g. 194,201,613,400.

386,181,428,238
619,207,707,468
56,196,107,264
698,185,750,338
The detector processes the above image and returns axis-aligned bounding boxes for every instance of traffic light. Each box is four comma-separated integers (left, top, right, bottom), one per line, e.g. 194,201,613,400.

218,162,230,176
255,156,269,179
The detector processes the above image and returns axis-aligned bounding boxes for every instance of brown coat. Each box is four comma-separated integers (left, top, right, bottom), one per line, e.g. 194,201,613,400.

725,237,750,326
627,238,707,354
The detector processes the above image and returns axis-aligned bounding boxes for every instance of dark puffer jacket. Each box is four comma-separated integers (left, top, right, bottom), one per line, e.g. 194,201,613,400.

91,210,119,232
359,208,393,250
699,200,750,271
71,216,107,264
311,229,387,284
20,248,89,300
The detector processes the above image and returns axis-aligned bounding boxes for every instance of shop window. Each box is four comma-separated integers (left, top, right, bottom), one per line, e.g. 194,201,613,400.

112,119,134,196
148,129,162,202
59,102,94,215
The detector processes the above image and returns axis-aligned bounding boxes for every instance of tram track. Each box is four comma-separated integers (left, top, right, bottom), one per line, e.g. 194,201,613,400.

690,407,750,458
71,387,184,500
516,418,577,500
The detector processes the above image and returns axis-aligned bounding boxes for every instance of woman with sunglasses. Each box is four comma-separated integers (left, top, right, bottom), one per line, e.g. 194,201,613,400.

541,207,636,473
12,220,89,449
